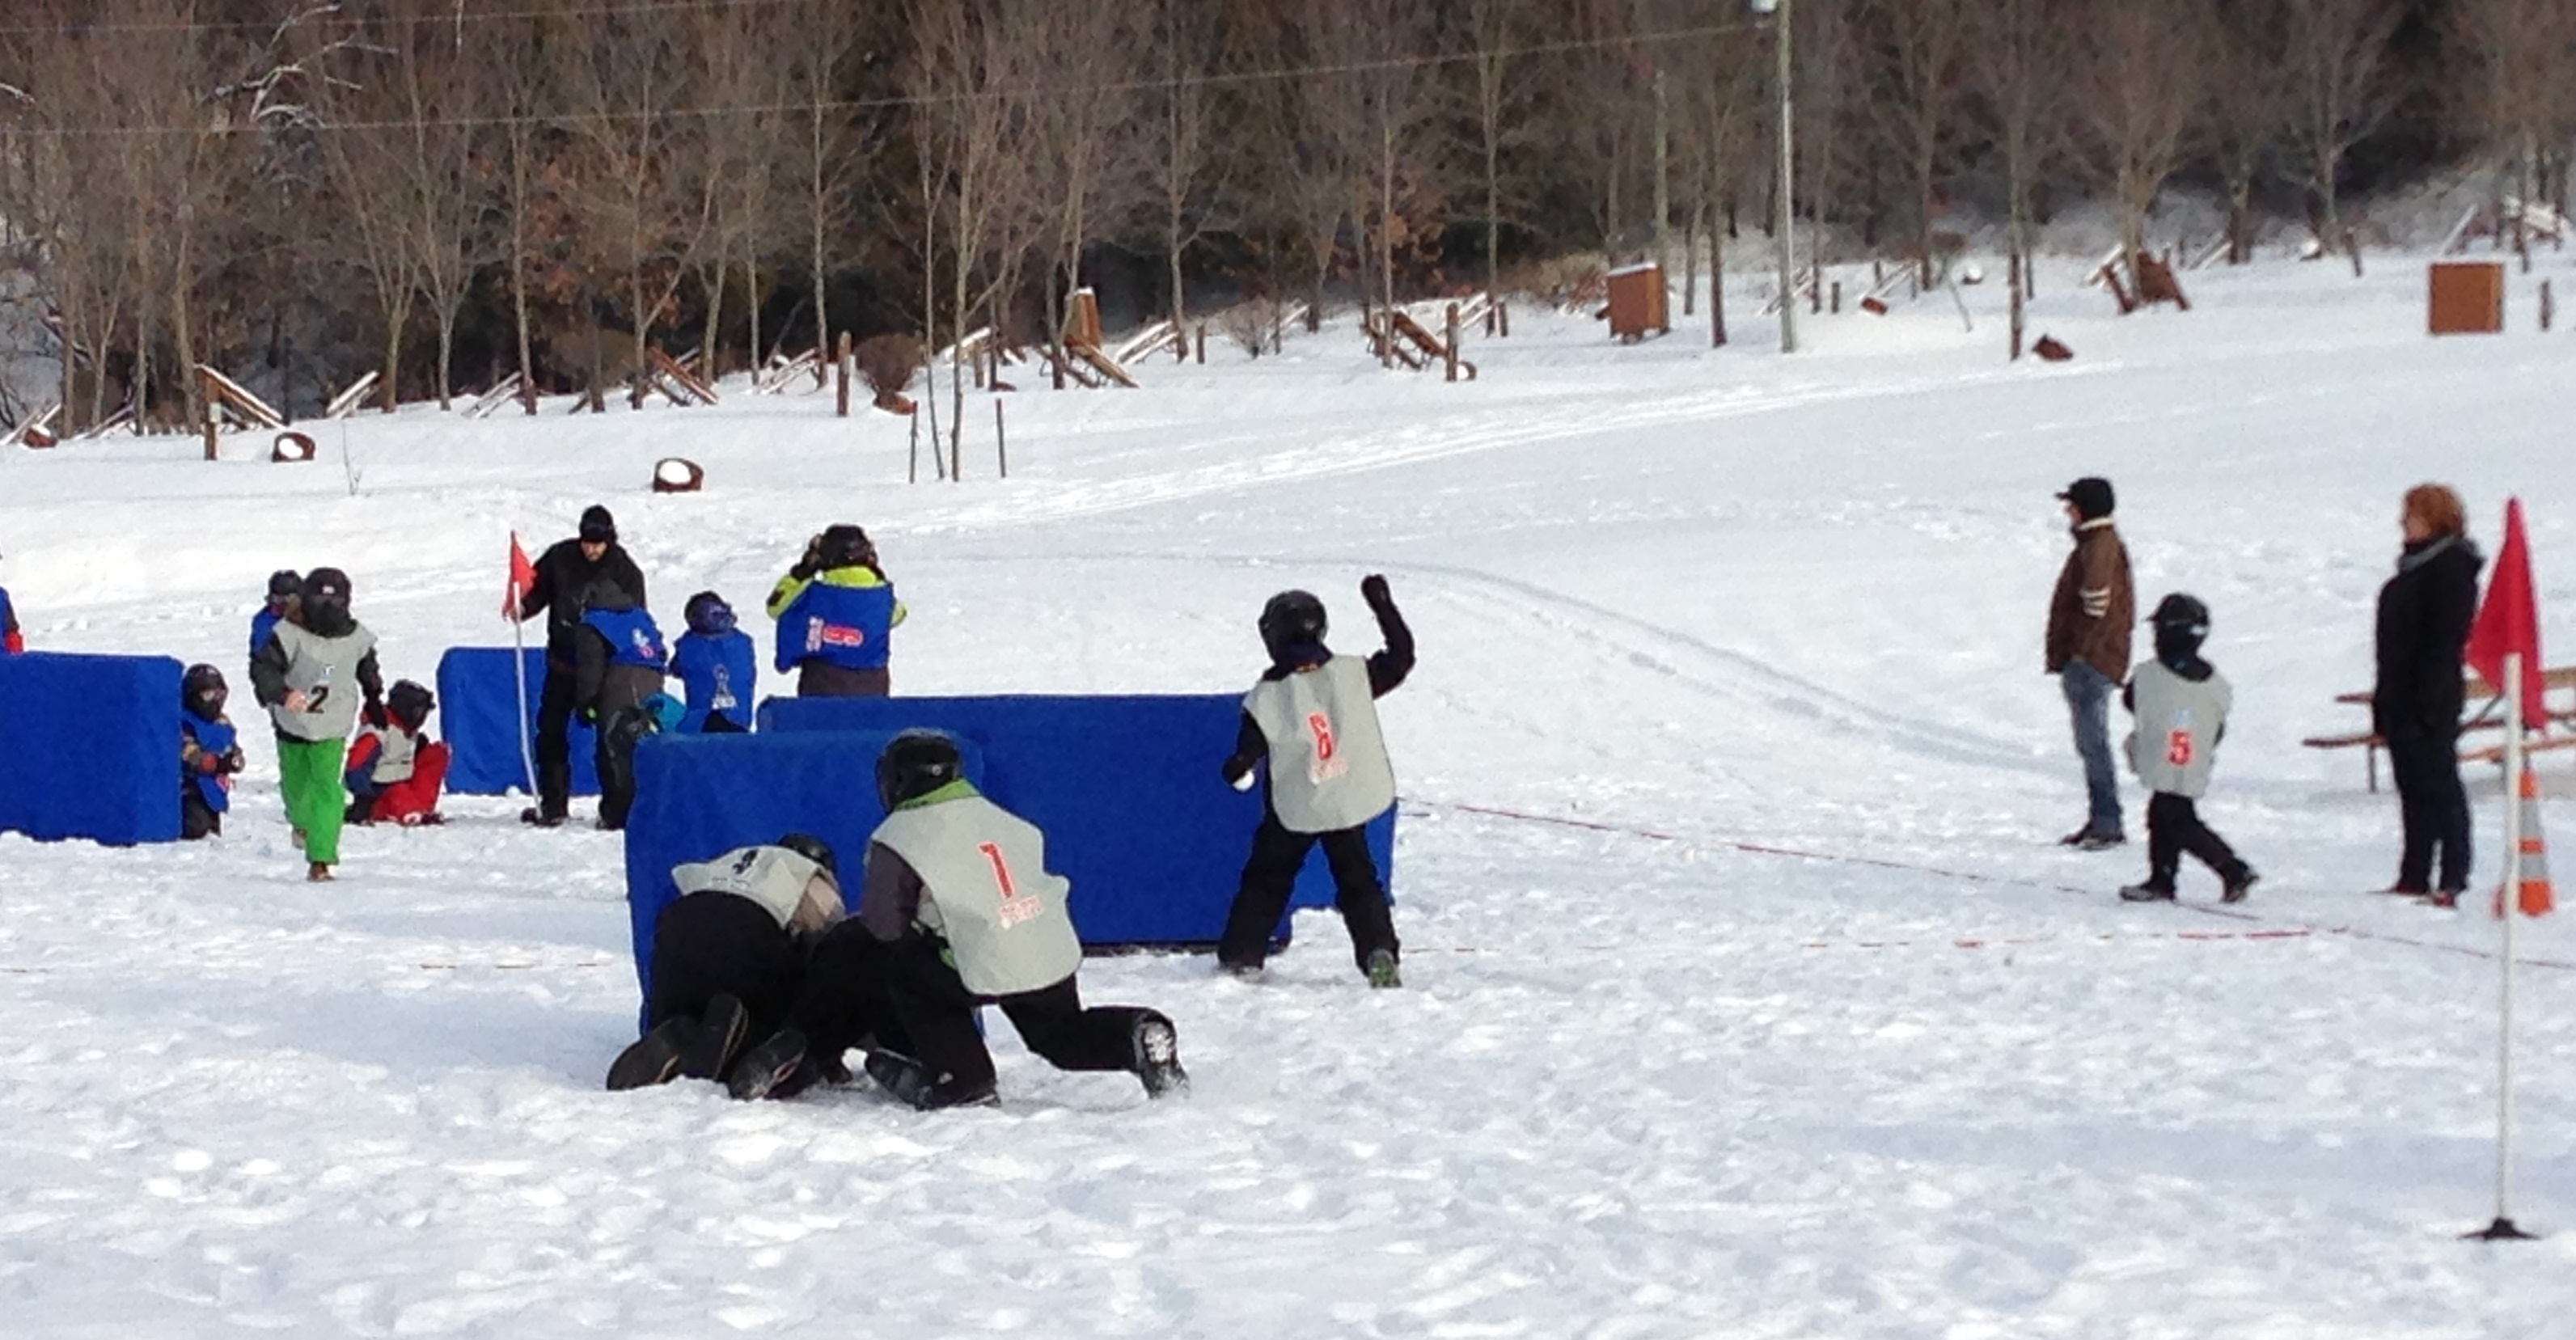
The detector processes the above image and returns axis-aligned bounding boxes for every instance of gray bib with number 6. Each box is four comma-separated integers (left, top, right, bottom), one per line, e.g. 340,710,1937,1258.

1245,656,1397,834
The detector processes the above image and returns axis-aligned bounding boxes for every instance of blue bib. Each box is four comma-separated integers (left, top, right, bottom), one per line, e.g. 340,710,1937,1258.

774,581,895,674
250,607,281,658
670,630,756,731
585,607,667,670
184,714,235,814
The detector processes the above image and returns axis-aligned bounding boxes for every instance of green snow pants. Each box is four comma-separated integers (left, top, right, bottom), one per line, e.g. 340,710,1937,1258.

278,737,349,867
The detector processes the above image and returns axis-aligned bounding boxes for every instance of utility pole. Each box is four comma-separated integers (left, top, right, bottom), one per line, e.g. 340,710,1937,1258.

1770,0,1796,353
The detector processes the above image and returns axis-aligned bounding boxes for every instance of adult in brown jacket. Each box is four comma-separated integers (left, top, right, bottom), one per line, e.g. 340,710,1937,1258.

2045,477,2134,848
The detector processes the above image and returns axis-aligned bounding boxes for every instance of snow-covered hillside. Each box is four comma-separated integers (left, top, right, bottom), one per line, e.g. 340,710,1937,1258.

5,253,2575,1338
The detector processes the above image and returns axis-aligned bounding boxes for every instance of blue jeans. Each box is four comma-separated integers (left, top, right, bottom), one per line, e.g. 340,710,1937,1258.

2061,661,2122,835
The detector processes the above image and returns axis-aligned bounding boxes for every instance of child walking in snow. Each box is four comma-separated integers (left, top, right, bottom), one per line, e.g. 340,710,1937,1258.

2120,594,2258,905
179,664,246,840
344,680,450,826
1216,576,1415,987
249,568,382,881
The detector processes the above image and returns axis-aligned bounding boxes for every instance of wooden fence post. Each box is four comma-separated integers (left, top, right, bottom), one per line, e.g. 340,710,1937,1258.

1195,324,1207,364
994,398,1008,479
1498,300,1510,338
1829,281,1842,315
907,407,920,484
2543,280,2555,332
835,331,852,417
1445,304,1461,383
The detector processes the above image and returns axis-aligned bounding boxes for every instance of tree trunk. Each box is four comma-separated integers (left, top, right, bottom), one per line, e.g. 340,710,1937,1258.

1709,201,1729,348
510,125,536,414
436,307,457,409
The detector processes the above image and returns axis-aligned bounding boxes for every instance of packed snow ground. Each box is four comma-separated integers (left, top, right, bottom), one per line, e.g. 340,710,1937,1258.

6,251,2576,1338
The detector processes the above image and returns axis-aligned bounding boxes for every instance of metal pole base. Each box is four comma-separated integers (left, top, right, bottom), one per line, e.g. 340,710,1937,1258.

2464,1217,2540,1241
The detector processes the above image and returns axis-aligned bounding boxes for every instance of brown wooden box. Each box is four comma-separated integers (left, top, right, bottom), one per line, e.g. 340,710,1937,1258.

1064,290,1103,349
1606,264,1669,342
2430,261,2506,336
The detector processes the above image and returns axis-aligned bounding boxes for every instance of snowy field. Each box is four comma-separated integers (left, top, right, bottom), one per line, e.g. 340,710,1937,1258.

5,251,2576,1338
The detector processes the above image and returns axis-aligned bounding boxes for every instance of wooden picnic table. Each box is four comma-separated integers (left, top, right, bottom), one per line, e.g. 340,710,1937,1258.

2309,666,2576,790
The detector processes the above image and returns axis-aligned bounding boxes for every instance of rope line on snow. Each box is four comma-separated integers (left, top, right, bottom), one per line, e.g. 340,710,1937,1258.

1406,797,2576,974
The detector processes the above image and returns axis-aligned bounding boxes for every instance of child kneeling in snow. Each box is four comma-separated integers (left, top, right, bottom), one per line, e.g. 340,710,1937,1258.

609,834,847,1100
2120,594,2257,905
1215,576,1414,987
345,680,450,826
179,664,247,839
856,731,1186,1110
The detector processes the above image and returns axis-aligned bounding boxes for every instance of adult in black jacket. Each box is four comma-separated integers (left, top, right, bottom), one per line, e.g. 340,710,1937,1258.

510,505,649,826
2375,484,2484,899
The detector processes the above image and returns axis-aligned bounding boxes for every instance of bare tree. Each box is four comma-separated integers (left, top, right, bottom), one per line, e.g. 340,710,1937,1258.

1969,0,2075,357
1676,18,1765,346
1855,0,1969,287
2202,0,2295,264
1031,0,1142,374
1457,0,1538,300
2448,0,2576,265
2282,0,2405,253
789,0,867,372
1144,0,1227,340
377,0,498,409
2073,0,2209,289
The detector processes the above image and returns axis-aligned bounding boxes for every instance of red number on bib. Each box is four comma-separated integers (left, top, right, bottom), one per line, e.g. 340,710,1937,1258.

2165,729,2193,767
1307,712,1338,762
978,842,1019,898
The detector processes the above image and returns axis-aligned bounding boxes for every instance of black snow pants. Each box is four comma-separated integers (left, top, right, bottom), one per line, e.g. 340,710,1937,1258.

2388,723,2472,892
1216,814,1399,973
648,893,805,1039
2145,792,2248,889
535,657,577,821
878,934,1145,1093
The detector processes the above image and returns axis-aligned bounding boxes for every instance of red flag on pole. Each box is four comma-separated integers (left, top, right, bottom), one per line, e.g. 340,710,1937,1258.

2466,497,2545,727
505,533,536,620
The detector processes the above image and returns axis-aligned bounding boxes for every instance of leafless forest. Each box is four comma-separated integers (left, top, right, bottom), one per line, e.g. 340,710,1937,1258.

0,0,2565,436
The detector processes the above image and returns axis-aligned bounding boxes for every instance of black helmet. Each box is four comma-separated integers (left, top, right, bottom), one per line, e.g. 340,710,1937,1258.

1258,590,1328,658
386,680,436,733
818,524,874,571
265,569,302,601
777,831,836,877
875,730,962,810
684,590,737,637
2148,592,2210,639
301,568,353,632
2058,476,2116,522
183,663,227,716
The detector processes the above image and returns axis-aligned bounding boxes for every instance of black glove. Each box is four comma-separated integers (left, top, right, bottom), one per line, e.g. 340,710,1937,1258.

362,696,388,729
791,534,823,580
1221,754,1258,791
579,704,599,726
221,747,246,775
1360,573,1394,609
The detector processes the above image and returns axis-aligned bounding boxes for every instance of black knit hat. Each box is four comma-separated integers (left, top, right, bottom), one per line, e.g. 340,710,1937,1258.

579,505,617,543
266,569,302,598
2058,477,2115,521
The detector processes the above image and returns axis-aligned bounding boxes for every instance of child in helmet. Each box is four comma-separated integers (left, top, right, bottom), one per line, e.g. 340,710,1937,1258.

179,664,247,839
670,590,756,732
2119,593,2257,904
344,680,450,827
609,833,849,1100
573,579,668,831
249,569,299,662
248,567,383,881
854,730,1187,1110
766,524,906,697
1216,576,1415,986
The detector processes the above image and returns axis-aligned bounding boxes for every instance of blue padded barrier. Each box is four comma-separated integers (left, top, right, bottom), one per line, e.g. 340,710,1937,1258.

620,695,1394,1017
0,652,183,845
434,648,598,797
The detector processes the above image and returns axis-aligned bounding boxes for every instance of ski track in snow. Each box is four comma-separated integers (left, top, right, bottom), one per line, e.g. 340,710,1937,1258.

6,258,2576,1337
